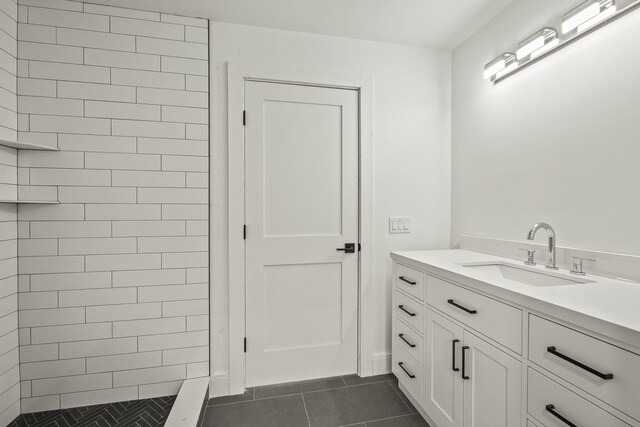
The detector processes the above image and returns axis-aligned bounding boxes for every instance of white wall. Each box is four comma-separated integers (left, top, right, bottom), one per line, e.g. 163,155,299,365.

210,22,451,390
14,1,209,413
452,0,640,257
0,0,19,425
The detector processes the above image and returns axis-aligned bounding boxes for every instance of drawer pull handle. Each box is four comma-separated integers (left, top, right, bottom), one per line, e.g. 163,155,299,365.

452,339,460,372
547,346,614,380
398,362,416,379
399,276,417,285
462,346,470,380
546,404,578,427
447,299,477,314
399,334,416,348
398,305,416,317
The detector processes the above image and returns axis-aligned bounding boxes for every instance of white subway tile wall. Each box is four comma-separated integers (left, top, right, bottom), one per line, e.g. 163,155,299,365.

15,0,209,414
0,0,20,425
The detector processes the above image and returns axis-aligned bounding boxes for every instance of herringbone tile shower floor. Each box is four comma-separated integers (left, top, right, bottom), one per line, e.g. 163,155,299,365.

8,396,175,427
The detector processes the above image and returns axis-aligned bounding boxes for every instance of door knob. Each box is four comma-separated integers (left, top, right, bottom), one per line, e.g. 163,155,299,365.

336,243,356,254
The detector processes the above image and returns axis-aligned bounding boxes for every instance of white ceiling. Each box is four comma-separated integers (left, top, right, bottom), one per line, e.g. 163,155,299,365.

85,0,514,49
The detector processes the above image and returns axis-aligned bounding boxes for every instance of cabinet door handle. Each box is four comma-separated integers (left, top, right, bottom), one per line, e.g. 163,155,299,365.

399,333,416,348
452,339,460,372
398,305,416,317
398,362,416,379
399,276,417,285
546,404,578,427
547,346,613,380
447,299,477,314
462,346,470,380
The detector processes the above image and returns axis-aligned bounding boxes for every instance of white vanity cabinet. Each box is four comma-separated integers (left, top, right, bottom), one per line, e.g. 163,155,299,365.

391,254,640,427
426,275,522,354
528,315,640,422
393,262,522,427
422,293,521,427
527,368,630,427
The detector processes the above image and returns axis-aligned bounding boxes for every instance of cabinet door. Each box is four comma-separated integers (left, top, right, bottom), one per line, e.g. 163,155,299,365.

425,308,464,427
462,331,522,427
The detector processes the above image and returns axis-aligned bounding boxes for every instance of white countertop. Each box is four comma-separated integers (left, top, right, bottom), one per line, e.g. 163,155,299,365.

391,249,640,350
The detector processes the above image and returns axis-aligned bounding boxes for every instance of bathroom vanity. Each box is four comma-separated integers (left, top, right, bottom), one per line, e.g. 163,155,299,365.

391,249,640,427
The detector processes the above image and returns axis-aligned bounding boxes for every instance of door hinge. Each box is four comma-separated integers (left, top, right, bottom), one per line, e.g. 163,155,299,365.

358,243,361,252
243,225,247,240
244,337,247,353
243,110,246,126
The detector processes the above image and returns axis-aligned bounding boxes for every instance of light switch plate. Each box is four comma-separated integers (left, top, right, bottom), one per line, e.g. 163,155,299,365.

389,217,410,234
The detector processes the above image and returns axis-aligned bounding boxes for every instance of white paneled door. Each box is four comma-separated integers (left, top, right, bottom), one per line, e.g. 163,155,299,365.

245,81,359,387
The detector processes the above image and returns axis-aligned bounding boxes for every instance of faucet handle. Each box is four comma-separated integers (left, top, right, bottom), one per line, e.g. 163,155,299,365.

571,256,596,276
519,248,536,266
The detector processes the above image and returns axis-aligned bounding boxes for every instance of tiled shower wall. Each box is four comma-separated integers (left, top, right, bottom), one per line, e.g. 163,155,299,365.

0,0,19,425
14,0,209,414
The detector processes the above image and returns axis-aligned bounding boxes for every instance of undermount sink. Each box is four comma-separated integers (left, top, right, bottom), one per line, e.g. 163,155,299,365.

459,262,593,287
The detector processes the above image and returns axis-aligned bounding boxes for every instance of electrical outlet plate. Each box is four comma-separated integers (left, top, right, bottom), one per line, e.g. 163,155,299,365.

389,217,410,234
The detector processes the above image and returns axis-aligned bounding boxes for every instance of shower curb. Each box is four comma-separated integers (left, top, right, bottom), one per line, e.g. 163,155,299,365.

165,378,210,427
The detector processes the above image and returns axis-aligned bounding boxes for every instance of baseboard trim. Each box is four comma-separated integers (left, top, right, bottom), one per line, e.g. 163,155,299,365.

372,353,391,375
209,373,230,398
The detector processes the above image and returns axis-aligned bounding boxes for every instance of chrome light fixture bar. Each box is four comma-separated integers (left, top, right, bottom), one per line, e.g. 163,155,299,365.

484,0,640,84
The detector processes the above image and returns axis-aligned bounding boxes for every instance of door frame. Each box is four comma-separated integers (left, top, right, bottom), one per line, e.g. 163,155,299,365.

227,62,374,395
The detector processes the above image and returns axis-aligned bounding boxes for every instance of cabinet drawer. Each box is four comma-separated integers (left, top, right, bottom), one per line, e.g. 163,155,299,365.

426,275,522,353
395,263,425,301
394,291,424,334
528,368,630,427
393,317,425,365
529,315,640,422
392,342,425,401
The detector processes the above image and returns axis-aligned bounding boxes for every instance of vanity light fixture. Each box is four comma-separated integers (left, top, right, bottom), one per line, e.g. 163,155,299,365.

483,0,640,83
483,53,517,79
562,0,616,33
516,28,558,60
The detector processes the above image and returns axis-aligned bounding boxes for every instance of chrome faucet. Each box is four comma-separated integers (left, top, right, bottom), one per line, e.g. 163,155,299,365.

526,223,558,270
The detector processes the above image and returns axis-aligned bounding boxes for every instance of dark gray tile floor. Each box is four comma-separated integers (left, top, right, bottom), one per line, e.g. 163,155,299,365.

201,374,429,427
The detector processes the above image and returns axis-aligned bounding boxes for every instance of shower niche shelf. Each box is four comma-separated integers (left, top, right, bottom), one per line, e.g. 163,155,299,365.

0,138,61,204
0,200,59,204
0,138,59,151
